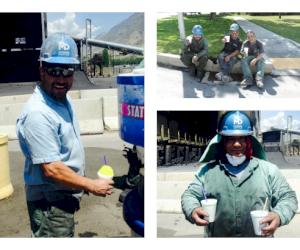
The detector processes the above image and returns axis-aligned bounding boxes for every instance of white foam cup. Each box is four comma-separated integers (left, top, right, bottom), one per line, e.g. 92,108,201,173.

201,199,217,222
225,35,230,42
244,47,249,56
97,172,113,180
250,210,268,236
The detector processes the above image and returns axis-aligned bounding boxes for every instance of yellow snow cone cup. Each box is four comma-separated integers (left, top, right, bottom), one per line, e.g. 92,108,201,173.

97,165,114,180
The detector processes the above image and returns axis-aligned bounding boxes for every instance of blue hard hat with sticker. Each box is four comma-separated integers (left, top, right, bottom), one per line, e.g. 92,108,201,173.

40,33,79,65
229,23,239,31
192,25,204,36
218,111,253,136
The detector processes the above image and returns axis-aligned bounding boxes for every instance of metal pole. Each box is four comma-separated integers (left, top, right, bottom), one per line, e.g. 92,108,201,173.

177,12,186,42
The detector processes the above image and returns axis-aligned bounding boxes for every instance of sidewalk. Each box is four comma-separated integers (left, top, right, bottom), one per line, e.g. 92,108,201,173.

234,16,300,58
234,16,300,71
157,66,300,98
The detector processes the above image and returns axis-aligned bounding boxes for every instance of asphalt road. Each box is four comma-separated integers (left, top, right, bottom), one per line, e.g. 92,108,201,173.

0,133,135,237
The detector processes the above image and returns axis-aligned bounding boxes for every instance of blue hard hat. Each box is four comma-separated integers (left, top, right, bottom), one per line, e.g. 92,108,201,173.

229,23,239,31
40,33,80,65
192,25,204,36
218,111,253,136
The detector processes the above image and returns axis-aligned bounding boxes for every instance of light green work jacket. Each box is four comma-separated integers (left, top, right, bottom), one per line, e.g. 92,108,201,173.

181,134,298,237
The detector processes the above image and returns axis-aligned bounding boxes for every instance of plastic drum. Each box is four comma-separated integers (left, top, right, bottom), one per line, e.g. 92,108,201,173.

117,72,144,147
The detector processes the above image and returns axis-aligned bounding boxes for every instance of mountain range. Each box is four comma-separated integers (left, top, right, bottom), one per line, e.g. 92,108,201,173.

96,13,144,48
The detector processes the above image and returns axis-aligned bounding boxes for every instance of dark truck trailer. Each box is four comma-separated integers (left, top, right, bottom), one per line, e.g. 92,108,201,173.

0,13,46,83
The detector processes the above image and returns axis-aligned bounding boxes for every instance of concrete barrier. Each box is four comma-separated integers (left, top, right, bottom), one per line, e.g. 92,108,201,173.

0,94,31,105
157,53,273,74
72,99,104,134
0,89,119,139
80,89,117,99
0,103,24,139
102,96,119,131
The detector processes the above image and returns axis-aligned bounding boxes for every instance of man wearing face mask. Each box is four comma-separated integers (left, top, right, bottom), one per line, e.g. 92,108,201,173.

181,111,298,237
16,33,114,237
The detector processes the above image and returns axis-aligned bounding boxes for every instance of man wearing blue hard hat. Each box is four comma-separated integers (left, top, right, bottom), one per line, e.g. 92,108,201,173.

16,33,114,237
216,23,242,83
180,24,208,82
181,111,297,237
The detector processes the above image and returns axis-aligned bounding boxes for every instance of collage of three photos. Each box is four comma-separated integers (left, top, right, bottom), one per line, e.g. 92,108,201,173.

0,12,300,239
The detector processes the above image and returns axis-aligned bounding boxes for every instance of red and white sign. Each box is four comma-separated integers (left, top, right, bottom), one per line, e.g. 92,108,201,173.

121,103,144,120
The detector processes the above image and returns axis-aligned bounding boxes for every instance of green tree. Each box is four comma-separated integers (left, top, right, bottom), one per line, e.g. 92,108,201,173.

102,49,110,67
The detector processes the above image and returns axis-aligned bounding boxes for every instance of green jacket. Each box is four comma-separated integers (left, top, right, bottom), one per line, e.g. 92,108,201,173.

181,134,298,237
183,35,208,58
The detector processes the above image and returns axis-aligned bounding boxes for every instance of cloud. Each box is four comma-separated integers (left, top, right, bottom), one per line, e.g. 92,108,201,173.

48,13,101,38
261,112,300,132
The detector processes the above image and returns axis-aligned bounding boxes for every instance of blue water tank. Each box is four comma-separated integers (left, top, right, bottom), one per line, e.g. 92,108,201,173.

117,71,144,147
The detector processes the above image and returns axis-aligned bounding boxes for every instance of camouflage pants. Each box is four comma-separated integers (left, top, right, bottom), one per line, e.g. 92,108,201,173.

27,197,80,237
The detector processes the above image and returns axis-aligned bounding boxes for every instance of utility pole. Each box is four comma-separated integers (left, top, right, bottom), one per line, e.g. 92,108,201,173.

177,13,186,42
85,18,92,64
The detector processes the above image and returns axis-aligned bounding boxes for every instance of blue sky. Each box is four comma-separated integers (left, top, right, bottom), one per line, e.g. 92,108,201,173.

261,111,300,132
47,13,134,38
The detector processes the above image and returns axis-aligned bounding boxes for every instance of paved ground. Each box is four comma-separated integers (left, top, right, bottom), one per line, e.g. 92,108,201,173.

0,132,136,237
157,66,300,98
157,212,300,237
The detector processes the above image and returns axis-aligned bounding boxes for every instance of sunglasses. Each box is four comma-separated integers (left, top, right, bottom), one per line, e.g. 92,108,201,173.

44,67,75,77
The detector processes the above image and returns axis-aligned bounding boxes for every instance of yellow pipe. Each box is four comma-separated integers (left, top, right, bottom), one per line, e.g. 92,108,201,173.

0,134,13,200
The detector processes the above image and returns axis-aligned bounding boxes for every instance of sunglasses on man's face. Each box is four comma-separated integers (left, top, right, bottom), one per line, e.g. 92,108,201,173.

44,67,75,77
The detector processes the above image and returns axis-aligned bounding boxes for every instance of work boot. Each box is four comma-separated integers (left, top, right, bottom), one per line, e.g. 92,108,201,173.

240,78,253,89
222,75,232,83
189,66,197,77
256,79,264,89
215,72,223,81
197,70,205,82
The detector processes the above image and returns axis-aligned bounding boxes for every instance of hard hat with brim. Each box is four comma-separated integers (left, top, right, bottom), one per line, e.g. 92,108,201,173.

40,33,80,65
218,111,253,136
229,23,239,31
192,25,204,36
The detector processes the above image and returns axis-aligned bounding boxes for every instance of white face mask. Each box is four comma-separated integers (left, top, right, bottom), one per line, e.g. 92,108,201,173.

226,153,246,166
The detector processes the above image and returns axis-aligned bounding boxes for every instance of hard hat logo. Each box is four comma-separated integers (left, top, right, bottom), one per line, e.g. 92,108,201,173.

40,33,80,65
58,41,70,51
233,116,243,125
218,111,253,136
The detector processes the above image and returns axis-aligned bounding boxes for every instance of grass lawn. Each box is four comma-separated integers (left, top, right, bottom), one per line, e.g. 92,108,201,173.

157,14,247,58
241,15,300,43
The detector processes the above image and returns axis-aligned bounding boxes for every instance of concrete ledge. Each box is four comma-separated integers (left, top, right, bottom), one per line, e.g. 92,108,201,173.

102,96,119,131
157,199,182,213
157,53,273,74
157,181,188,200
72,99,104,134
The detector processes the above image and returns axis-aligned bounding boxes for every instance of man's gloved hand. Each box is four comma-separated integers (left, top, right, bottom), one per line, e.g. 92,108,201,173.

260,212,281,237
191,207,209,226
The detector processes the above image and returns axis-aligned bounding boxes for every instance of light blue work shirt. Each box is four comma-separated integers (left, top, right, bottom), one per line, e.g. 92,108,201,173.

16,85,85,201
